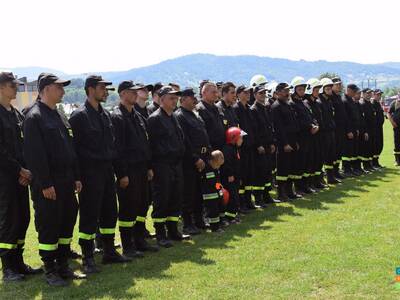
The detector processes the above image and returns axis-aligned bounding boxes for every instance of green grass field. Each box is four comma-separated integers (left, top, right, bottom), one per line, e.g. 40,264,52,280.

1,123,400,299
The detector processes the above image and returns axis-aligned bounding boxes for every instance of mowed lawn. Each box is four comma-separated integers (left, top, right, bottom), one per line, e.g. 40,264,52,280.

1,122,400,299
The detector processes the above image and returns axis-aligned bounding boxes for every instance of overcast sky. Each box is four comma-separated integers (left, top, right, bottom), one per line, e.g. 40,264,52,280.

1,0,399,74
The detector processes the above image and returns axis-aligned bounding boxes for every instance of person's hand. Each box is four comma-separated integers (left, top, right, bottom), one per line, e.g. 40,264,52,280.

19,168,32,181
75,181,82,193
284,144,293,153
347,132,354,139
42,186,56,200
194,159,205,172
18,176,29,187
147,169,154,181
270,144,276,154
257,146,265,154
310,126,319,135
119,176,129,189
364,133,369,141
228,176,235,183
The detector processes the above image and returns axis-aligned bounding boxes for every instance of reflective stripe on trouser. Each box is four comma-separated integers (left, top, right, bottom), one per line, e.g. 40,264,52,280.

79,164,117,246
151,162,183,225
31,176,78,261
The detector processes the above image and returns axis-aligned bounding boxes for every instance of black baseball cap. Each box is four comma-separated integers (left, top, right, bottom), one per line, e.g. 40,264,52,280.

84,75,112,89
362,88,372,93
253,85,267,94
0,71,24,85
347,84,360,92
153,82,163,92
374,89,383,94
134,83,154,92
118,80,141,93
275,82,292,92
39,73,70,91
181,87,196,97
159,85,182,97
216,81,224,88
332,77,342,84
236,85,252,94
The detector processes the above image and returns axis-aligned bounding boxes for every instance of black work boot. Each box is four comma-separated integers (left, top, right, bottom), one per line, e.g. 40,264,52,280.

167,221,190,241
154,223,173,248
254,192,267,208
1,253,24,282
342,161,353,177
57,258,86,280
286,180,302,199
245,191,258,210
210,222,224,233
395,154,400,166
193,213,207,230
327,169,341,184
120,228,143,259
44,260,67,287
265,190,281,203
182,213,201,235
133,223,159,252
277,181,289,202
102,237,131,264
14,247,43,275
334,165,345,179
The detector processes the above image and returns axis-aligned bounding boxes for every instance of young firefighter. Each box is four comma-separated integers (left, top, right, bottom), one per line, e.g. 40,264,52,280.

200,150,225,233
221,127,246,223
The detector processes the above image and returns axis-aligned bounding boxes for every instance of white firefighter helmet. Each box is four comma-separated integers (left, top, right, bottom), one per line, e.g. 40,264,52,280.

250,74,268,87
267,81,278,97
306,78,322,94
320,77,334,87
290,76,307,89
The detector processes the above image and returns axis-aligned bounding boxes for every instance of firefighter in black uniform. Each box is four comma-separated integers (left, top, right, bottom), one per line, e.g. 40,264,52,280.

24,73,84,286
234,84,258,210
372,89,385,168
111,81,158,257
290,77,319,194
359,88,377,171
331,77,348,179
196,82,226,151
250,85,280,206
304,78,327,189
216,82,239,129
318,78,340,184
134,83,153,119
272,83,302,201
353,90,369,173
69,75,130,275
175,88,211,234
0,72,42,283
388,95,400,165
147,86,186,248
342,84,362,176
267,84,278,184
147,82,163,116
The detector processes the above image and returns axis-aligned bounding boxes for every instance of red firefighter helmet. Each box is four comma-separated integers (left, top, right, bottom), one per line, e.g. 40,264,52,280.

226,127,247,145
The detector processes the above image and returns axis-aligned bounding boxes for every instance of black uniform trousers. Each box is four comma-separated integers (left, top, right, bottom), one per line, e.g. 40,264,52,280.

182,160,203,224
343,133,358,169
32,172,78,262
276,135,298,183
0,173,30,258
238,147,255,200
321,130,336,171
117,163,149,248
394,128,400,155
334,127,346,166
253,148,272,198
310,134,322,176
223,180,240,219
78,162,117,257
360,133,375,162
374,126,384,159
151,162,183,224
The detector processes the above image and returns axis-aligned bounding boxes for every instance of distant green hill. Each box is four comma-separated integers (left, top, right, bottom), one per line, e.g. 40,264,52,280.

5,54,400,88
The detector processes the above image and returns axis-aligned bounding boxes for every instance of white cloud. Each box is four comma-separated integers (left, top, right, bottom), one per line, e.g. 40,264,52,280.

1,0,399,73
